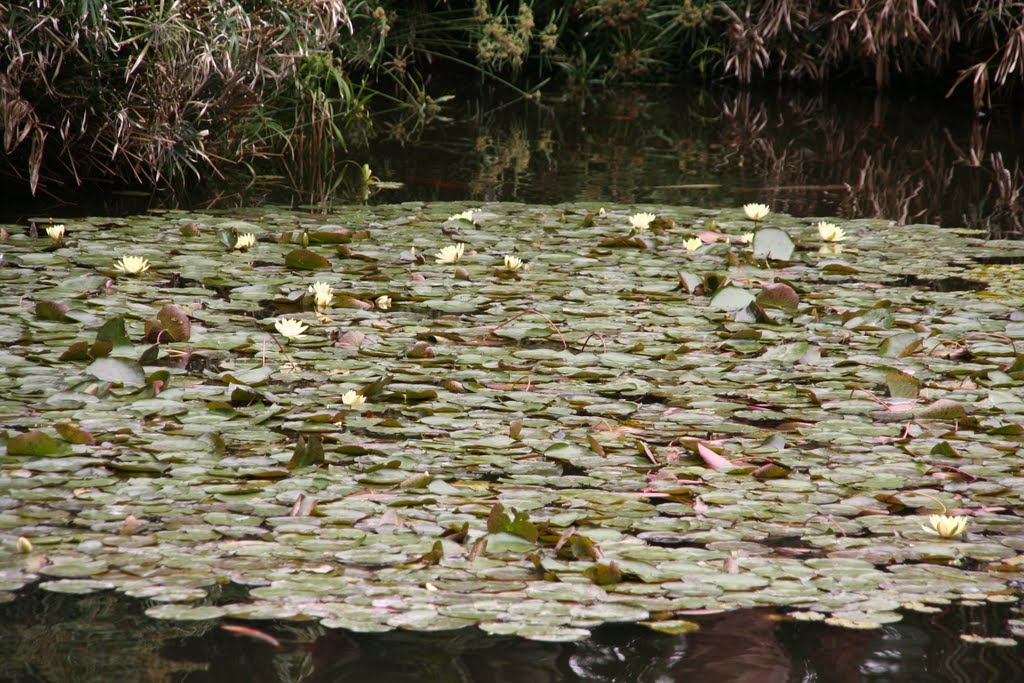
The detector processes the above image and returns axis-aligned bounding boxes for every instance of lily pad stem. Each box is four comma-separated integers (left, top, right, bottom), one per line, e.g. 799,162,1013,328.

263,333,301,373
801,514,848,536
579,332,607,353
483,308,567,350
927,333,1016,357
923,464,978,481
903,490,949,514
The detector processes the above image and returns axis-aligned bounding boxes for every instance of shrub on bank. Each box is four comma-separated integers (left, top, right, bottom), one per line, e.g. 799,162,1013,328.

0,0,391,195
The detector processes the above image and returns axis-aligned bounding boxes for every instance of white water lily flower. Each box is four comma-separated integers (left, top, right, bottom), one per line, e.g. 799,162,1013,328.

274,318,308,340
503,254,525,271
598,207,606,216
342,390,366,405
234,233,256,250
740,232,755,244
923,514,969,538
743,203,771,221
448,210,476,223
683,237,703,252
629,212,657,232
435,243,465,264
46,224,65,240
817,221,846,242
375,295,392,310
113,255,150,275
308,281,333,310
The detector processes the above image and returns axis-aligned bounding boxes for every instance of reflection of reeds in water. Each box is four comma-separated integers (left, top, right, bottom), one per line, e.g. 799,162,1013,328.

0,591,211,682
360,86,1020,237
718,92,1024,237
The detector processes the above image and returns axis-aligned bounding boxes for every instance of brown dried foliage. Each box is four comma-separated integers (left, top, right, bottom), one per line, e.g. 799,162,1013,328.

719,1,1024,109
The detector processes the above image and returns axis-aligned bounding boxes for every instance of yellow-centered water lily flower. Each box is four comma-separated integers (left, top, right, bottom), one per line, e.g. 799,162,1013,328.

113,256,150,275
503,254,525,271
46,224,65,240
274,318,308,340
817,221,846,242
435,243,465,264
683,237,703,252
375,295,392,310
743,203,771,221
740,232,755,244
629,212,657,232
234,233,256,250
923,514,969,538
448,210,476,223
308,281,333,310
342,390,366,405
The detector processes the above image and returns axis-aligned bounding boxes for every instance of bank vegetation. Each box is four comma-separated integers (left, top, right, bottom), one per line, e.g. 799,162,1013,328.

3,1,1023,195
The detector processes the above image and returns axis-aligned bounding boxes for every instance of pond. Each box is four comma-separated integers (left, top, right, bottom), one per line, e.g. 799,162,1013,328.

1,86,1023,681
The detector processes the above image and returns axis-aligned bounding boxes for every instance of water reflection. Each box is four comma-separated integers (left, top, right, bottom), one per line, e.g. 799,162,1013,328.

1,589,1020,682
2,87,1021,238
365,86,1024,237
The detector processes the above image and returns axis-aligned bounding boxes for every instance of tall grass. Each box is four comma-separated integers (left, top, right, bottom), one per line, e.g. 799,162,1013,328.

0,0,386,196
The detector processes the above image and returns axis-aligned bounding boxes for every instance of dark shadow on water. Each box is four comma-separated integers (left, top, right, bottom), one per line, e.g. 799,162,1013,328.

890,275,990,292
0,588,1021,683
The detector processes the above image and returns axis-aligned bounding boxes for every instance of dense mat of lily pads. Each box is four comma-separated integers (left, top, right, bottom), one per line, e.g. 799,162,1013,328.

1,202,1023,643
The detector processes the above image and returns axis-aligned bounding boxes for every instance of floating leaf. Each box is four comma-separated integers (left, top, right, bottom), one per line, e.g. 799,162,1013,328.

144,305,190,343
307,229,353,244
709,286,755,311
930,441,960,458
7,431,61,456
885,368,920,399
756,283,799,311
55,422,96,445
642,620,700,634
284,248,331,270
914,399,966,420
880,332,923,358
584,561,622,586
696,442,731,470
95,316,131,347
752,228,794,260
86,357,146,386
677,271,702,293
287,434,324,469
35,300,71,321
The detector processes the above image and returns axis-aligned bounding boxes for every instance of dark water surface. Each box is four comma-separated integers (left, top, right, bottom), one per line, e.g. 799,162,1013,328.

361,84,1024,238
4,84,1024,238
1,588,1021,683
3,86,1023,681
